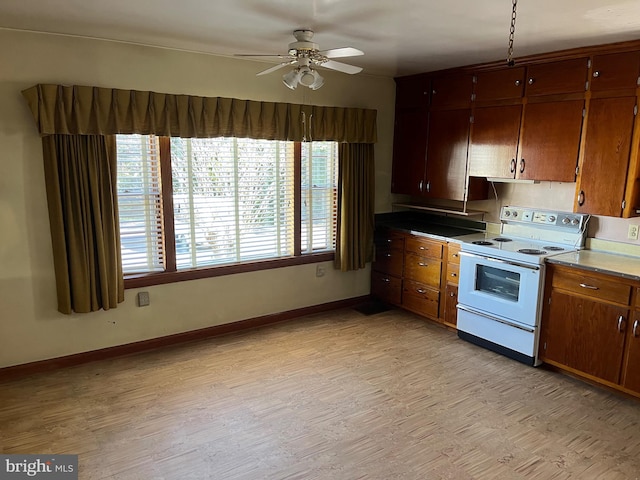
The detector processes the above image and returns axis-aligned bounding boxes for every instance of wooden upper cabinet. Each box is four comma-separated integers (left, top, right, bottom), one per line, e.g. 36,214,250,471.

468,104,522,178
395,74,431,108
590,51,640,92
424,109,471,200
575,96,637,216
517,100,584,181
525,58,589,96
473,67,526,102
431,73,474,108
391,107,428,195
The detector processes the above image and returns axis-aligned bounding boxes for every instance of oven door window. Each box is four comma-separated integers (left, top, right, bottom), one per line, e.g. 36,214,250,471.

475,265,520,302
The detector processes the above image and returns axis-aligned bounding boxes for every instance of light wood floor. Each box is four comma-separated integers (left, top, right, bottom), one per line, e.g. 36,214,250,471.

2,307,640,479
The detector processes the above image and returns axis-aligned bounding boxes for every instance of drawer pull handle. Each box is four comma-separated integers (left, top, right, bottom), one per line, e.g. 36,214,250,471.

417,288,426,294
618,315,625,333
419,246,426,250
579,283,599,290
382,278,390,283
385,253,392,257
387,239,392,243
418,262,428,267
633,319,639,337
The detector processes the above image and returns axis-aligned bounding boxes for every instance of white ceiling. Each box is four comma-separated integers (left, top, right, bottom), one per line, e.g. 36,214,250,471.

2,0,640,77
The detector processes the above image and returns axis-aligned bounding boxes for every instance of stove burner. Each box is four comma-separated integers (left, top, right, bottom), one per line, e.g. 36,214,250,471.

472,240,494,246
493,237,512,242
518,248,547,255
543,246,565,251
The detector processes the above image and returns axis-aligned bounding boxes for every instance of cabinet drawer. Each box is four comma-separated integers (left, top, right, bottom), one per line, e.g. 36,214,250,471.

371,271,402,305
590,51,640,92
403,280,439,318
373,248,404,277
525,58,589,96
446,262,460,285
474,67,526,101
552,268,632,305
404,255,442,287
447,242,461,264
405,237,443,258
374,230,405,251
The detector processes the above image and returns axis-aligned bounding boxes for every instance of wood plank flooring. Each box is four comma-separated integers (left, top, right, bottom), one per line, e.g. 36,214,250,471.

1,307,640,479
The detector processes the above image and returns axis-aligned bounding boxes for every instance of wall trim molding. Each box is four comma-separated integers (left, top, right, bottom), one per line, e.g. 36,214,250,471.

0,295,371,382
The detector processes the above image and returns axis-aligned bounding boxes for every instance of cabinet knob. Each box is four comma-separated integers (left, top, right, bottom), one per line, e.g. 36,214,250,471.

432,89,437,95
514,80,521,86
528,78,535,85
453,253,458,258
510,158,516,173
593,71,600,78
449,291,456,297
382,277,390,283
577,190,585,206
633,319,639,337
519,158,525,174
450,273,457,277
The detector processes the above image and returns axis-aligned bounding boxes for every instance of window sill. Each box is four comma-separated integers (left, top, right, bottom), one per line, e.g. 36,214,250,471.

124,252,335,289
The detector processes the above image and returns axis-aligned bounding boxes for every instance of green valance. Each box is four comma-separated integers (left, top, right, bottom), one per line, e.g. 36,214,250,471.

22,84,377,143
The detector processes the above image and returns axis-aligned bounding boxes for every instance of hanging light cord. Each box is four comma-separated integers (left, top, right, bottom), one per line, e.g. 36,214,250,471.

507,0,518,66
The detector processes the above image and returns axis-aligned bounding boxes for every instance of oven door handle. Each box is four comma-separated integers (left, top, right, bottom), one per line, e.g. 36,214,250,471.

459,251,541,271
457,305,536,333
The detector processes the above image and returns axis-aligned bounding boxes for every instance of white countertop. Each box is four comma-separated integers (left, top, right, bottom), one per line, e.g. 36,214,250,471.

547,250,640,281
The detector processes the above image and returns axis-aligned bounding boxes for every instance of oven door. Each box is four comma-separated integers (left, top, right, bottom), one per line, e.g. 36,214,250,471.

458,251,544,327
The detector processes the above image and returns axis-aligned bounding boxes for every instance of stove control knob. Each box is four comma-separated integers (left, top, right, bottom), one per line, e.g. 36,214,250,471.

504,210,511,217
548,215,556,223
562,217,570,225
512,211,518,217
571,218,580,226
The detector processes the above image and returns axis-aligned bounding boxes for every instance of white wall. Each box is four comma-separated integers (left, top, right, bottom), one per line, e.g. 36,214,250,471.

0,29,397,367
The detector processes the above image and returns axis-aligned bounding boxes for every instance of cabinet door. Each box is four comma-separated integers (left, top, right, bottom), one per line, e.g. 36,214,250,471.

474,67,526,102
395,74,431,108
391,107,428,195
575,96,636,216
622,310,640,394
543,291,627,384
371,271,402,305
518,100,584,181
424,109,471,200
525,58,589,96
468,104,522,178
431,73,474,108
590,51,640,92
444,283,458,327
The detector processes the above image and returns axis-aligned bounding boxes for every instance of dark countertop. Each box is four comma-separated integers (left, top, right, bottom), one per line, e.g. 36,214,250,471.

375,211,485,242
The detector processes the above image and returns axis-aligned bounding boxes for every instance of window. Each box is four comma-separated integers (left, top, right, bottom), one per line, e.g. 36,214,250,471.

116,135,338,284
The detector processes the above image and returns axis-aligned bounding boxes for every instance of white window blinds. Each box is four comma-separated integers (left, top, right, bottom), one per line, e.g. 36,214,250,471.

116,135,165,274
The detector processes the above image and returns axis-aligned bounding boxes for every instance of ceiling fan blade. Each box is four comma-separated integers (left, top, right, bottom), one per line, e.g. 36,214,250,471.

257,61,295,76
235,54,290,58
319,47,364,59
321,60,363,75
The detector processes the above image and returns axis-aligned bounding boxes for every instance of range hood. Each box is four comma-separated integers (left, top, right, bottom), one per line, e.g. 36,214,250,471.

486,177,540,184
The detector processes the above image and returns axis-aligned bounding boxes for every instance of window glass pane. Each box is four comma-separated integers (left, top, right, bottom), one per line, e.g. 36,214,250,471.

301,142,339,253
115,134,164,274
171,138,295,269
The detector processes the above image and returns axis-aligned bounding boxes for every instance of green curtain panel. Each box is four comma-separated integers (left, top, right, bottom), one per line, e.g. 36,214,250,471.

42,134,124,314
21,84,377,143
334,143,375,272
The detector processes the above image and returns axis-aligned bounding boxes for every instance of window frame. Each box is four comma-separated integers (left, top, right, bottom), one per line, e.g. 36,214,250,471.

122,137,335,289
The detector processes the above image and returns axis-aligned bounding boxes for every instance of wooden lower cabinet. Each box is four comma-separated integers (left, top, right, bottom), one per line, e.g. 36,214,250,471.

622,310,640,393
540,264,640,397
370,229,447,324
444,284,459,327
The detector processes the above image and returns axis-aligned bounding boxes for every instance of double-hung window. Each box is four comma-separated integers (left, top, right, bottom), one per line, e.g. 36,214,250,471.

116,134,338,285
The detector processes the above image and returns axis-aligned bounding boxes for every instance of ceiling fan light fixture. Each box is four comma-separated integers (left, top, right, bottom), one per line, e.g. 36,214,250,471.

309,71,324,90
282,69,300,90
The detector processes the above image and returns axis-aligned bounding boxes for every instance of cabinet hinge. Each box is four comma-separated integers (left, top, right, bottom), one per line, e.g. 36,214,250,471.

470,115,474,124
582,108,586,118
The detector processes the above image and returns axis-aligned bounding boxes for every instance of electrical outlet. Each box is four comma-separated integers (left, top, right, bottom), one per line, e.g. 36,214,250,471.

137,291,150,307
316,265,326,277
628,224,639,240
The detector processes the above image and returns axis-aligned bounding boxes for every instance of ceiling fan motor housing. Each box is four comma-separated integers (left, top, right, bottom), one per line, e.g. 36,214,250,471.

289,29,319,56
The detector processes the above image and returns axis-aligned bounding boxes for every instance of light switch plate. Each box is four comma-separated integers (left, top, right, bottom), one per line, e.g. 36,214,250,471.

137,291,150,307
628,224,639,240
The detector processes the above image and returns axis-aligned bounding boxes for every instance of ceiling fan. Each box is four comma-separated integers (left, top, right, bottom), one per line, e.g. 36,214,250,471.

235,30,364,90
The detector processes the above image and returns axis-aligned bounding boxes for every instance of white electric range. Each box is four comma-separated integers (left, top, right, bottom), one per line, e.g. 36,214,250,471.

456,206,590,366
